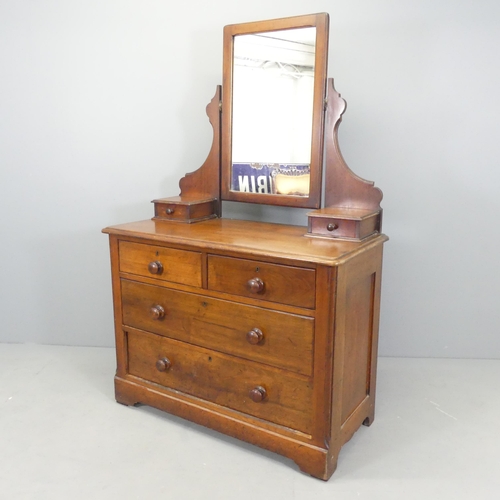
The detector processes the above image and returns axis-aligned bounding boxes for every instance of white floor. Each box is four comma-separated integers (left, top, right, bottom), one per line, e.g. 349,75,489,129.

1,344,499,500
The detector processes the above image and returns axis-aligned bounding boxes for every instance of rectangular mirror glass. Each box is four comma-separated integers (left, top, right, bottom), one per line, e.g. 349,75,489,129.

222,14,329,208
232,28,315,197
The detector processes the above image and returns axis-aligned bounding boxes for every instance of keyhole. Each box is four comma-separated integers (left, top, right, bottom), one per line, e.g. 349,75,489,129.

255,267,260,272
156,251,159,256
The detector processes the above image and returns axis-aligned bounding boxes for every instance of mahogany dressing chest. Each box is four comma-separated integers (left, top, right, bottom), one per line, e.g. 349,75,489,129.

103,13,387,480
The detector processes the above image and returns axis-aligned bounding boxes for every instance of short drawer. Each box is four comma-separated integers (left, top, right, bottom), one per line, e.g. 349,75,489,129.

127,329,313,433
207,255,316,309
121,279,314,376
119,241,202,287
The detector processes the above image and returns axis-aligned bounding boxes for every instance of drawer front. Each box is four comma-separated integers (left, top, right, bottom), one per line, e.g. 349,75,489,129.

309,217,360,239
127,329,313,433
121,279,314,376
119,241,202,287
207,255,316,309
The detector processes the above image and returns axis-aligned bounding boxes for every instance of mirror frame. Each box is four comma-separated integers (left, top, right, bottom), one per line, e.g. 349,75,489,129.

221,13,329,208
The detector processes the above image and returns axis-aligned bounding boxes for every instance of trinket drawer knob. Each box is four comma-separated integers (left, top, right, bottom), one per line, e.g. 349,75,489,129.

156,357,171,372
249,386,267,403
150,305,165,320
247,277,265,294
246,328,264,345
148,261,163,274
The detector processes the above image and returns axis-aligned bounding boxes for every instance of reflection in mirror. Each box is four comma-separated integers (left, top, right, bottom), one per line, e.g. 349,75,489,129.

231,27,316,197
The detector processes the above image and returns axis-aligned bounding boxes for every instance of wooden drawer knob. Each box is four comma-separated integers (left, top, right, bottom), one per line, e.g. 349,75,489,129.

165,208,175,215
249,386,267,403
246,328,264,345
148,261,163,275
156,357,171,372
247,277,265,294
150,305,165,320
327,223,339,232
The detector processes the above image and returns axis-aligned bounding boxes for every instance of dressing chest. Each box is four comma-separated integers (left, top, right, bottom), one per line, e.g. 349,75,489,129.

103,13,387,480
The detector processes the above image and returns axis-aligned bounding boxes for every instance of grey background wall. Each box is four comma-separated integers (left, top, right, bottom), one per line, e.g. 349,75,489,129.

1,0,499,358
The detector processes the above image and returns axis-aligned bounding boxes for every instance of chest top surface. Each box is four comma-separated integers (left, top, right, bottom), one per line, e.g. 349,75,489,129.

103,218,388,266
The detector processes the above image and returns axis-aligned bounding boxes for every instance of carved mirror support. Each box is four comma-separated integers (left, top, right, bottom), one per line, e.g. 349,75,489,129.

152,86,221,223
306,79,383,240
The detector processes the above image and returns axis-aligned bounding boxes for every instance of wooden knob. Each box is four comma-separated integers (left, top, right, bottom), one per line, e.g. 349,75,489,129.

156,357,171,372
246,328,264,345
327,223,338,232
249,386,267,403
166,208,175,215
148,261,163,275
150,305,165,320
247,277,265,294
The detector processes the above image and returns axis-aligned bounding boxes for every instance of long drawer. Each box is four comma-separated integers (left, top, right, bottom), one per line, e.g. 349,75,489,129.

119,241,202,287
207,255,316,309
121,279,314,376
127,329,313,433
